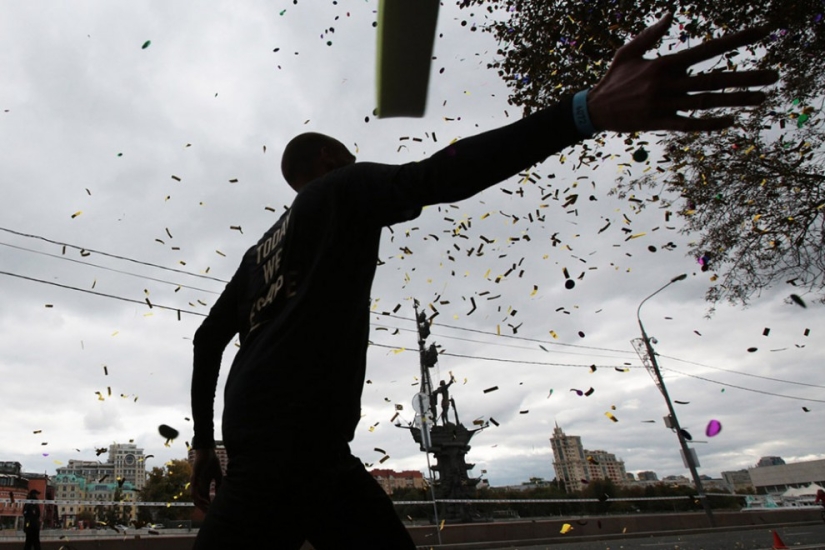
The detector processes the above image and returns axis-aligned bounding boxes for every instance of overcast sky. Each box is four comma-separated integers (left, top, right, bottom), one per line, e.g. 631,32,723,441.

1,1,822,490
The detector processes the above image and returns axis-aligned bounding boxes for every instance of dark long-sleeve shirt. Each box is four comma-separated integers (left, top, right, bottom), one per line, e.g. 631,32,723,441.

191,95,582,452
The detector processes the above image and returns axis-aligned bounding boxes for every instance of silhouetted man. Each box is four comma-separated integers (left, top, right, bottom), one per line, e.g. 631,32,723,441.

22,489,41,550
190,14,777,549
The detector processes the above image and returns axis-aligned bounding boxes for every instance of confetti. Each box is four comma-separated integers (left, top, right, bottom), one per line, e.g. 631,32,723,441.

674,400,690,405
158,424,179,441
71,211,82,219
141,40,151,49
483,386,499,393
604,412,618,422
790,294,807,308
705,419,722,437
560,523,573,534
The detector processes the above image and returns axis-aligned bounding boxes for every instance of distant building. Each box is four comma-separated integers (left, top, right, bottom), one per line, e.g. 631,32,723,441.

550,423,627,494
56,443,146,491
0,462,56,530
0,462,29,530
85,480,139,524
662,475,692,487
369,469,426,495
187,440,229,477
626,472,636,481
748,458,825,494
637,471,659,481
756,456,786,467
721,469,753,492
53,474,88,527
56,460,110,483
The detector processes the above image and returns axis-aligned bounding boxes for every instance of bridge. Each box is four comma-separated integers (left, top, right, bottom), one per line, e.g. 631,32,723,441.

0,508,821,549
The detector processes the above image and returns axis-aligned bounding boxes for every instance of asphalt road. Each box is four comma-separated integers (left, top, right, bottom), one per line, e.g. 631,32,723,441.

483,523,825,550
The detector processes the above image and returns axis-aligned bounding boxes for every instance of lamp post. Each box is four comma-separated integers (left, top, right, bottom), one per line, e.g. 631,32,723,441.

634,274,716,527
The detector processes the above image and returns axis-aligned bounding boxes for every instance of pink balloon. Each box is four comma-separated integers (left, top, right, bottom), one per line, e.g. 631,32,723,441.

706,419,722,437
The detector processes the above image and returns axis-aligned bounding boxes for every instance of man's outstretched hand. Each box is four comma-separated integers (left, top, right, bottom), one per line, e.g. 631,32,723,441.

587,12,779,133
190,448,223,513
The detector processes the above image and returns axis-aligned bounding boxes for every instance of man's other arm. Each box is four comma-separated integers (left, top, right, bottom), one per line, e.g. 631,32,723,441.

346,14,777,220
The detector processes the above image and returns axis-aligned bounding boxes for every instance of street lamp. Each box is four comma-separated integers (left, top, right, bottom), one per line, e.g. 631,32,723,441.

633,274,716,527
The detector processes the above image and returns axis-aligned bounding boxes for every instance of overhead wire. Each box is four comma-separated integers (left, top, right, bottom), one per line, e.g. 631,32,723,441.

0,270,206,318
0,241,221,295
658,352,825,390
4,268,824,402
0,226,229,283
3,224,825,397
659,364,825,404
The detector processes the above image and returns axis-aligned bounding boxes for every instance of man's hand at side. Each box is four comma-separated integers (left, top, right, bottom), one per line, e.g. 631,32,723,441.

190,448,223,513
588,12,779,133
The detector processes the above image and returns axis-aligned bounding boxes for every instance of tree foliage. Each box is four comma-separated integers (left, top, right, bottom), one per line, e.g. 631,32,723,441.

139,459,193,522
461,0,825,305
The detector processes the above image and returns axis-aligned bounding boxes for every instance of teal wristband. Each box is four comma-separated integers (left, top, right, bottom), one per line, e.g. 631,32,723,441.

573,89,597,138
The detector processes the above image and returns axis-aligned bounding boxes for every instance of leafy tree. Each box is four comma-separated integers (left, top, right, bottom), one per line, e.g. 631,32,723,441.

139,459,193,522
461,0,825,306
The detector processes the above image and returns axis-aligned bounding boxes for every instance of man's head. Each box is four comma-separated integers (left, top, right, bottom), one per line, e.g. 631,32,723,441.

281,132,356,191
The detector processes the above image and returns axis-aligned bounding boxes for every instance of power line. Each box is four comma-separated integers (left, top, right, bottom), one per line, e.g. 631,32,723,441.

0,241,221,295
371,322,634,361
0,270,206,318
368,342,644,370
379,312,637,355
659,364,825,404
379,314,825,390
0,226,229,283
5,269,823,404
658,352,825,390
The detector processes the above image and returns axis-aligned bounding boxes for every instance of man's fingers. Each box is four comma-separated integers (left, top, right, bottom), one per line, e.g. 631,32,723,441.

662,91,767,112
670,70,780,93
668,26,771,68
614,12,673,62
658,114,735,132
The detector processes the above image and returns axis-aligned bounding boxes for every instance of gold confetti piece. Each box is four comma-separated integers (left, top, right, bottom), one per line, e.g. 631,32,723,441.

45,304,53,308
229,178,238,183
378,455,390,464
230,225,243,232
264,206,275,212
33,430,41,434
605,412,618,422
71,211,82,218
391,347,405,354
111,331,119,336
530,285,538,296
628,232,647,239
171,175,181,181
560,523,573,534
165,228,173,238
103,365,108,375
216,250,226,256
439,520,445,531
483,386,499,393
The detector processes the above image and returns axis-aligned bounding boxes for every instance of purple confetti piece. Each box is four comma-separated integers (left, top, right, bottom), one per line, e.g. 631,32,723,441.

706,419,722,437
